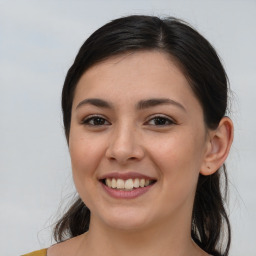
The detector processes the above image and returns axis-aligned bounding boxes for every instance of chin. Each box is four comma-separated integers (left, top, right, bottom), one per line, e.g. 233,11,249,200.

97,207,152,231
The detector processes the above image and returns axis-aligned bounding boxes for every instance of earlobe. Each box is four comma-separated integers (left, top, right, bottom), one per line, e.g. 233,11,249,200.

200,117,234,176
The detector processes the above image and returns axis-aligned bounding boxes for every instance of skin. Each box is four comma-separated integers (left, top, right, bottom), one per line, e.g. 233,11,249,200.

48,51,233,256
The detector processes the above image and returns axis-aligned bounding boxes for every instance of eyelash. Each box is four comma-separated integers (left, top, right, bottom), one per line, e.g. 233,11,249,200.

82,115,110,126
82,115,176,127
146,115,176,126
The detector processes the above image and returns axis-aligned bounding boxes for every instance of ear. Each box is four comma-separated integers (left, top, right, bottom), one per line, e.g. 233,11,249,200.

200,117,234,176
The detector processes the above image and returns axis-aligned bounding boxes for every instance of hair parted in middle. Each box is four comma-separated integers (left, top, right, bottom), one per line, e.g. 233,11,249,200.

56,15,231,256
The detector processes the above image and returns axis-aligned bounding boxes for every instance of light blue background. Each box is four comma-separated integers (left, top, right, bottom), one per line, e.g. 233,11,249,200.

1,1,255,255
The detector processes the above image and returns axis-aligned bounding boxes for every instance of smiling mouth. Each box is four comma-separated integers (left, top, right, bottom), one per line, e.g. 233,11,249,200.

100,178,156,191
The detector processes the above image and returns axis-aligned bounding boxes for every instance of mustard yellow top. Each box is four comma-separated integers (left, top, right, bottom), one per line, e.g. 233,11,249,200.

21,248,214,256
21,248,47,256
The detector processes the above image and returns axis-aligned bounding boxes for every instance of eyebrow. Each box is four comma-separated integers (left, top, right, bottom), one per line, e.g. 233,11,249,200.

136,98,186,111
76,98,112,109
76,98,186,112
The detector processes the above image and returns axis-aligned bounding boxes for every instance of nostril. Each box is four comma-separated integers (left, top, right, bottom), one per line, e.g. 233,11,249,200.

105,140,145,164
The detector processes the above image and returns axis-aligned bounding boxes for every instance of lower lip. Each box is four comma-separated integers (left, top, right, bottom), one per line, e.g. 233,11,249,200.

101,182,155,199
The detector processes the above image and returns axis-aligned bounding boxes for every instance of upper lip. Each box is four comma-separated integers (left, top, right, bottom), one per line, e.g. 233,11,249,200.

99,172,157,181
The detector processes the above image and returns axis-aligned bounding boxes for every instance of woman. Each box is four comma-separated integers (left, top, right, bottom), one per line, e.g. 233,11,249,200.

23,15,233,256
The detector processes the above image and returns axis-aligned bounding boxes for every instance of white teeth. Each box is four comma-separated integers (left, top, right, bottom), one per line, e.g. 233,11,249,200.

106,178,111,187
125,179,133,190
116,179,125,189
104,178,153,190
139,178,145,187
134,178,140,188
111,178,117,188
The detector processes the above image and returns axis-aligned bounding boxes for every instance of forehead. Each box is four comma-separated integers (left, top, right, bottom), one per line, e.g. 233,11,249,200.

79,51,186,86
73,51,200,111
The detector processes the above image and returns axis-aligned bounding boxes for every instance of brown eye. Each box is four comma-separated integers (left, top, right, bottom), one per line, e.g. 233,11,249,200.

82,116,110,126
147,116,175,126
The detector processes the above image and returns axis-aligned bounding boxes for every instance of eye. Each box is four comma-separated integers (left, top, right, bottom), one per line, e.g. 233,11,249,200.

146,115,176,126
82,115,110,126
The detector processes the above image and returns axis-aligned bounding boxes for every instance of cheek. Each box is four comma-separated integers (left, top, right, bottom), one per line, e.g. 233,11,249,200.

149,130,205,189
152,131,204,165
69,136,104,210
149,136,203,215
69,133,105,186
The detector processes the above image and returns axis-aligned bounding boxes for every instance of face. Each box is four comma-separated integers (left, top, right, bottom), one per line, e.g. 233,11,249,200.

69,51,209,231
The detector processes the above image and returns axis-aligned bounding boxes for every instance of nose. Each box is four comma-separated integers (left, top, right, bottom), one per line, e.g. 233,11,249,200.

105,123,145,165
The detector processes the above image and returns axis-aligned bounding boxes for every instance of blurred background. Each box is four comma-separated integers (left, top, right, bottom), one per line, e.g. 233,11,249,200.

1,1,255,255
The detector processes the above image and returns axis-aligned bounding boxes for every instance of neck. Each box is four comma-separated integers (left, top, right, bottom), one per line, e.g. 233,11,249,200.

77,212,204,256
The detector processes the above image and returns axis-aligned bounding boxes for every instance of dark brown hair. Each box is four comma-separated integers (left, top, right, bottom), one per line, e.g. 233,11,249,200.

54,15,231,256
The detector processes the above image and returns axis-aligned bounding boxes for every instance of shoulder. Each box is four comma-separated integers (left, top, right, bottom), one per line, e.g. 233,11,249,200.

21,248,47,256
47,234,85,256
